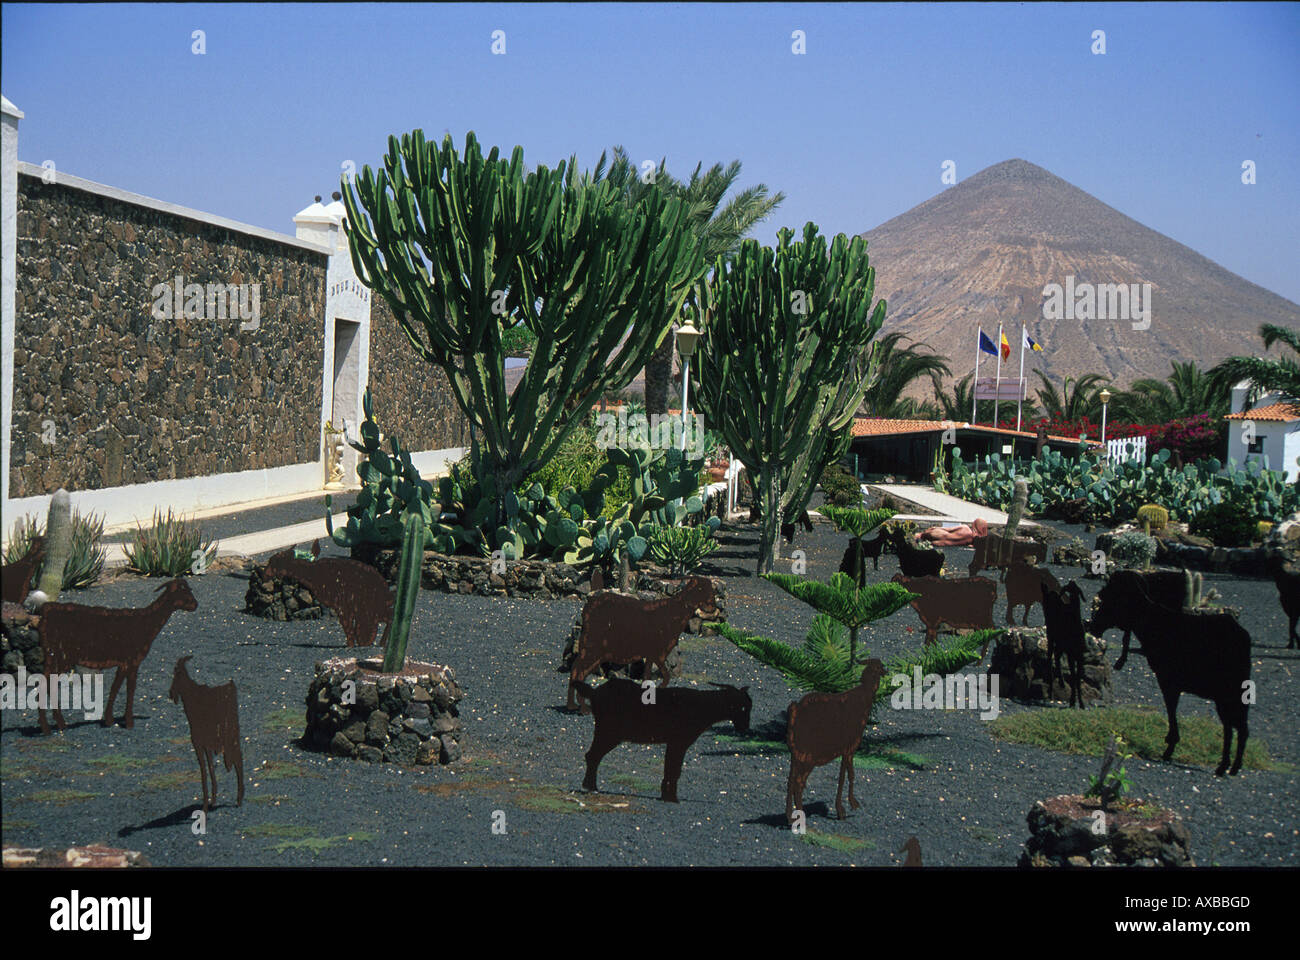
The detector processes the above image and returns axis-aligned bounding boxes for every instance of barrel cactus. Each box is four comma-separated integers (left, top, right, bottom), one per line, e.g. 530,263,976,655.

1136,504,1169,532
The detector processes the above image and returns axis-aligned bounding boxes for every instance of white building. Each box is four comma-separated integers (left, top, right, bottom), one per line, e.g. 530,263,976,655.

1224,383,1300,481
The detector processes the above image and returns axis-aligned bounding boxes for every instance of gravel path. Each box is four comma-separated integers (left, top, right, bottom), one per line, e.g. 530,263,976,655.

3,515,1296,867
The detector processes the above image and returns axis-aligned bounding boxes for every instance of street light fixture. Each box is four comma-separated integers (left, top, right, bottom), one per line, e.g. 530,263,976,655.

1099,388,1112,447
675,317,701,453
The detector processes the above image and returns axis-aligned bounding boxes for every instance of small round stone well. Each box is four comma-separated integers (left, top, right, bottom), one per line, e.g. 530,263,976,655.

303,657,464,765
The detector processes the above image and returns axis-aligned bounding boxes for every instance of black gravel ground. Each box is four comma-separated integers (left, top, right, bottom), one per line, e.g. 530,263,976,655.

3,514,1297,867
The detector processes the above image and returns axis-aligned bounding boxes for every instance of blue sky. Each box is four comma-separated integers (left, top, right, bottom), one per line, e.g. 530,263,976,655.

4,2,1298,301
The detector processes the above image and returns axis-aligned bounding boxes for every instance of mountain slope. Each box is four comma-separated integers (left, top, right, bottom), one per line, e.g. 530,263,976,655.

857,159,1300,394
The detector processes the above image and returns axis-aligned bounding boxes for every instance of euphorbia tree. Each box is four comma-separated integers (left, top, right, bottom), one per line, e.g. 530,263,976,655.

696,223,886,573
341,131,704,521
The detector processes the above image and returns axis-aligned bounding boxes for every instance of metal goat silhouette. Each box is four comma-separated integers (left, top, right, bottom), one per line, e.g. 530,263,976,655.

786,660,887,822
262,540,395,647
169,656,244,814
2,536,45,604
38,578,198,733
567,576,716,711
575,677,751,802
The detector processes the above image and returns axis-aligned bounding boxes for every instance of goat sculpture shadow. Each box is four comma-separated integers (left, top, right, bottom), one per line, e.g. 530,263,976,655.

169,656,244,815
2,535,45,605
786,660,887,822
262,540,395,648
38,578,198,734
574,677,751,803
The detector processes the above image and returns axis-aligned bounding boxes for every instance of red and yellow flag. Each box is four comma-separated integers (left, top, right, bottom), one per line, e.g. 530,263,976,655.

1000,329,1010,361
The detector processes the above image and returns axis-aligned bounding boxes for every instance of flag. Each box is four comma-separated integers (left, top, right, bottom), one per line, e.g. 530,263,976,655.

978,330,998,356
1000,330,1011,361
1025,331,1044,352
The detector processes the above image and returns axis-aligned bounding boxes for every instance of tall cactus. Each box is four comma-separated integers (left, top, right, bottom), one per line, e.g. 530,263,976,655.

341,131,705,524
695,223,886,573
382,513,425,673
1000,478,1029,566
36,489,73,601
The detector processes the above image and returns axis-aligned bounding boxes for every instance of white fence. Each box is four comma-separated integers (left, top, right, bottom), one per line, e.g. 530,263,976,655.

1106,435,1147,464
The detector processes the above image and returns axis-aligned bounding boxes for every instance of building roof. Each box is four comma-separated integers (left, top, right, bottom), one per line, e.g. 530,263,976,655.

851,417,1099,445
1224,401,1300,423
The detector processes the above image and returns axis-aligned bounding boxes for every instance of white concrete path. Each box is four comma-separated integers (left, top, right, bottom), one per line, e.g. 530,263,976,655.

867,484,1036,527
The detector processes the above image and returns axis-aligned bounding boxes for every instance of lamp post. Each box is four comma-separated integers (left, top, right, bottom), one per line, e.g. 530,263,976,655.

675,317,701,452
1099,388,1112,450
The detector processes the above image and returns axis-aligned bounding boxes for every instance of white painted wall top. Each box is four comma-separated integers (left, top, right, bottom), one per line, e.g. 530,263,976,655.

16,161,333,256
1,96,23,119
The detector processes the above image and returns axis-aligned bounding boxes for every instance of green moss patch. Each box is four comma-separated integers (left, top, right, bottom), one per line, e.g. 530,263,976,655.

988,706,1287,772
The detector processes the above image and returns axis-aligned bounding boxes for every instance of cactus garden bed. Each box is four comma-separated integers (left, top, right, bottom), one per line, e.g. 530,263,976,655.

302,657,465,765
1019,794,1192,868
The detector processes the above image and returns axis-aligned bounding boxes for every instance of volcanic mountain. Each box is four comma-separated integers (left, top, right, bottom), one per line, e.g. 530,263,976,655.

857,159,1300,394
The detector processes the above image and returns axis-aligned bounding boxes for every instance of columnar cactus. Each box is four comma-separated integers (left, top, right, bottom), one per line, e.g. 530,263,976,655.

382,513,425,673
36,489,73,601
341,131,704,523
695,223,886,573
1000,478,1029,566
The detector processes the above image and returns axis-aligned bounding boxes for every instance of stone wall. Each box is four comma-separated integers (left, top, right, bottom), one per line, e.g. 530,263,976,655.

365,296,470,454
10,173,326,497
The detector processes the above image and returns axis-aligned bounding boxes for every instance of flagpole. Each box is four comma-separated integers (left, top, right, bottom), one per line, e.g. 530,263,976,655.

994,320,1003,428
972,327,982,424
1016,322,1027,432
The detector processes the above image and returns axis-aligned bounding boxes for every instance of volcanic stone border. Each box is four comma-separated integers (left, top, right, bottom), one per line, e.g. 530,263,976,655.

1,603,44,676
989,627,1112,705
352,544,731,615
1020,794,1193,867
1095,529,1274,578
303,657,464,765
243,562,331,621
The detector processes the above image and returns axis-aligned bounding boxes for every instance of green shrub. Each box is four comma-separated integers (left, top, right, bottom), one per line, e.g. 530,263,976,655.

1110,531,1157,569
520,419,634,521
647,523,720,576
5,510,107,589
1189,499,1259,548
819,463,861,508
124,509,217,576
500,323,537,357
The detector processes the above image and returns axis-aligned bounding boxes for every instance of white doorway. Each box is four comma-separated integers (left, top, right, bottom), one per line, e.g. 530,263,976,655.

330,318,363,484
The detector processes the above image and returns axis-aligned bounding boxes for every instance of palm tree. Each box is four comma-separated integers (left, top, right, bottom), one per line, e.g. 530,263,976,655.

586,147,785,414
1107,360,1232,423
1210,323,1300,406
1033,371,1111,422
857,332,952,418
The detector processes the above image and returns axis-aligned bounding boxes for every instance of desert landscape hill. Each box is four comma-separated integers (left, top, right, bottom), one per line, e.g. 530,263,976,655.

857,158,1300,394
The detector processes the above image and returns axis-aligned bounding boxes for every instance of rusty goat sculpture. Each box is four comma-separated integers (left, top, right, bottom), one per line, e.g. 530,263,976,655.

567,576,717,712
38,578,198,734
786,660,887,822
169,656,244,814
262,540,395,648
2,535,46,605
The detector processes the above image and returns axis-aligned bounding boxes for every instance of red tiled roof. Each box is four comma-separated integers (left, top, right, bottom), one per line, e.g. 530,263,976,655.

851,417,1099,445
1224,402,1300,422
